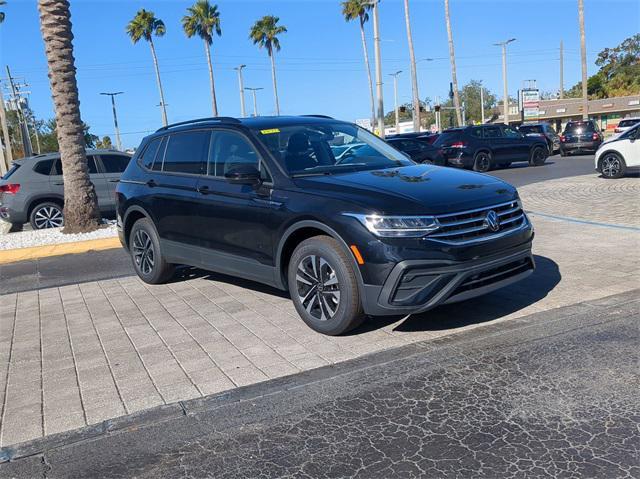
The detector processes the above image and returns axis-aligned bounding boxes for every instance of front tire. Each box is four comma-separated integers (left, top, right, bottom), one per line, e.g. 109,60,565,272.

529,146,547,166
472,151,492,172
129,218,175,284
30,202,64,229
288,236,365,335
599,152,626,179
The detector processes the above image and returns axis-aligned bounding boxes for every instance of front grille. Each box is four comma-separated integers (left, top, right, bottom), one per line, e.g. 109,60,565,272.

428,200,526,245
453,257,534,295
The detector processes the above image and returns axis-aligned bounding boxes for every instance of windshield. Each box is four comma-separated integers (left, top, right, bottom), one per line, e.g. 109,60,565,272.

252,121,413,176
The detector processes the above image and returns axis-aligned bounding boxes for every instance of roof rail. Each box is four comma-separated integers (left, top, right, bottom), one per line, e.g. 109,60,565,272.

156,116,241,132
300,114,334,119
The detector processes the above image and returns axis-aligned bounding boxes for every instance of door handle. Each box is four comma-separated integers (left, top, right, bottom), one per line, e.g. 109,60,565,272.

197,185,210,195
53,182,64,186
108,179,120,183
146,179,157,188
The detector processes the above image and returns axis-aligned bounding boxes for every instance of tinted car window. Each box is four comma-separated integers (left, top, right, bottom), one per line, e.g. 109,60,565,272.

483,127,502,138
208,130,260,177
520,125,543,134
101,154,130,173
162,131,210,174
140,137,162,170
503,127,522,138
565,121,596,133
433,131,462,146
618,119,639,128
52,156,98,175
33,159,54,176
469,128,482,138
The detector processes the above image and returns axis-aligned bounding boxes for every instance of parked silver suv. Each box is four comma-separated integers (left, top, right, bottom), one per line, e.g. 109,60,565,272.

0,149,131,229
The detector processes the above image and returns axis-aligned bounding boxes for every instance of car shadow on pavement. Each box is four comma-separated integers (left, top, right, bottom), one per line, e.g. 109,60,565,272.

351,254,561,335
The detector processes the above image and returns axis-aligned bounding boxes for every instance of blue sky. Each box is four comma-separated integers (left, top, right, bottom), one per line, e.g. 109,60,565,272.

2,0,639,148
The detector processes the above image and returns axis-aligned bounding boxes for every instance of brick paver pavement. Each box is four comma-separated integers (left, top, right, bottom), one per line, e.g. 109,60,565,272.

1,174,638,447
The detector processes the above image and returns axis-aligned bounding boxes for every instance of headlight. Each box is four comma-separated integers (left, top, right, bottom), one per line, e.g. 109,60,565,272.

345,213,440,238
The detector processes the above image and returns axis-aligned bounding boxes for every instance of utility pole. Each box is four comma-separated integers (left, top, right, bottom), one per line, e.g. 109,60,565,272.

100,92,124,151
0,86,13,171
494,38,516,125
480,83,485,124
371,0,385,138
559,40,564,99
435,96,441,132
389,71,402,134
5,66,33,157
461,101,466,125
245,87,263,117
578,0,588,120
234,65,247,117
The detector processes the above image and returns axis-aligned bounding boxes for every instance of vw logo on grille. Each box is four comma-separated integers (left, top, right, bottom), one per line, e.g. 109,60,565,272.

484,210,500,232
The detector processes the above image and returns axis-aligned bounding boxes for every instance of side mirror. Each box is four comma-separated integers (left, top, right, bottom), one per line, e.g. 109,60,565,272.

224,165,261,185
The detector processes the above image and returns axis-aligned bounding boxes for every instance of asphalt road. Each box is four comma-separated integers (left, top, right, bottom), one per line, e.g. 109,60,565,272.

1,290,637,478
0,153,596,295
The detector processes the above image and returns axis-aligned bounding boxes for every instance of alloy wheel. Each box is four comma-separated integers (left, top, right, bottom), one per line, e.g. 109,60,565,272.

475,153,490,172
601,155,621,178
296,255,341,321
132,230,155,275
34,205,63,229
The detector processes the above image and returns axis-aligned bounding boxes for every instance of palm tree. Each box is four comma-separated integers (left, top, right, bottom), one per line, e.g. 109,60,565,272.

0,1,6,23
37,0,99,233
444,0,462,126
250,16,287,116
341,0,375,129
578,0,588,120
402,0,420,132
126,9,168,126
182,0,222,116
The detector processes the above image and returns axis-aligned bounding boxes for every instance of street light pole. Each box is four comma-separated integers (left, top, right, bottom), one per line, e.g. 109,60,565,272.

371,0,385,138
480,83,485,124
100,92,123,151
389,71,402,134
234,65,247,117
245,87,263,117
494,38,516,125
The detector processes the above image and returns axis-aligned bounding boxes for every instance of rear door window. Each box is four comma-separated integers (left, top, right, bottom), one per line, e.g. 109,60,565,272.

162,131,210,174
52,156,98,175
483,126,503,139
503,126,522,138
101,154,131,173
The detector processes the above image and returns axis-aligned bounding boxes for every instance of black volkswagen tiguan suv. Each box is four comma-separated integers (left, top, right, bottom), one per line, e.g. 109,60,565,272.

117,116,534,335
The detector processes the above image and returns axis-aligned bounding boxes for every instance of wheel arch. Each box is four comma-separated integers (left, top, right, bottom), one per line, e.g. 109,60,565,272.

275,220,366,296
122,205,154,249
26,195,65,220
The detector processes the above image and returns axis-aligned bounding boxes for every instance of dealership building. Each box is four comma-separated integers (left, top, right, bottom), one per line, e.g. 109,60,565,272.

498,94,640,133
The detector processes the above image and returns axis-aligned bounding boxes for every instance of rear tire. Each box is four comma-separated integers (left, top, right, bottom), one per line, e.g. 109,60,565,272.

599,152,626,179
529,146,547,166
288,235,365,335
29,202,64,230
129,218,175,284
472,151,492,172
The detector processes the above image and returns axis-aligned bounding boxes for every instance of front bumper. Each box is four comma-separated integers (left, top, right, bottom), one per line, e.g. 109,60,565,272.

360,242,534,316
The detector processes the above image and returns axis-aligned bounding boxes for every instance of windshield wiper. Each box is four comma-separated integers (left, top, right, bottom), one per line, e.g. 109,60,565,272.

291,163,369,177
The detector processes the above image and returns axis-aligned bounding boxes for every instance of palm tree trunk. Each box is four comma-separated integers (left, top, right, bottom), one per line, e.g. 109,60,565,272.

204,40,218,116
578,0,588,120
269,49,280,116
444,0,462,126
359,17,375,130
149,37,168,126
403,0,420,132
37,0,99,233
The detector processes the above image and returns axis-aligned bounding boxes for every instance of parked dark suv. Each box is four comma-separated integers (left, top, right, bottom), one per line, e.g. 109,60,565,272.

117,116,534,335
434,124,548,172
559,120,603,156
518,122,560,154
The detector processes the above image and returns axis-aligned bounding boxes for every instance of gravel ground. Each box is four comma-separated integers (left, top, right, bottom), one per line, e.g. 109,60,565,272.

0,222,117,250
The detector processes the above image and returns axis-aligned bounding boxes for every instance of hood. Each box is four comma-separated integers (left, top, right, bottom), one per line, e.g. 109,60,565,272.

293,164,517,215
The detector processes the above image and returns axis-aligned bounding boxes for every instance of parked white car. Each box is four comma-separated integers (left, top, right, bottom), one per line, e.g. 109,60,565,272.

613,117,640,134
595,123,640,179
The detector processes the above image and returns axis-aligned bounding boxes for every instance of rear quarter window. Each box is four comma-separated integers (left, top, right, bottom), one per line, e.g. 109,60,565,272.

33,159,54,176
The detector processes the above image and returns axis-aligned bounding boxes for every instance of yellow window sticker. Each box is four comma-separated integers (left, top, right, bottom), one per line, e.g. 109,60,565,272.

260,128,280,135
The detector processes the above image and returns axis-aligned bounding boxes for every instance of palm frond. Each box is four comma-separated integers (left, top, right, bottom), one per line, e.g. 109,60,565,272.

182,0,221,44
126,9,165,43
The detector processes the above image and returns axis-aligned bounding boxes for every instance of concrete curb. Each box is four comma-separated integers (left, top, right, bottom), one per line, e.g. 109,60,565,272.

0,237,121,264
1,288,637,465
